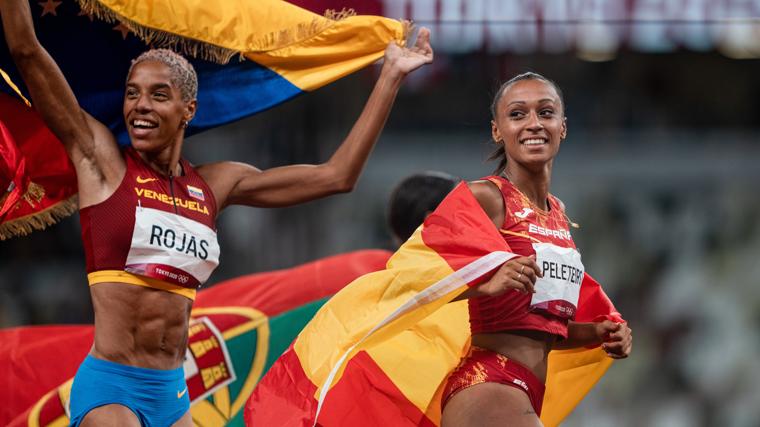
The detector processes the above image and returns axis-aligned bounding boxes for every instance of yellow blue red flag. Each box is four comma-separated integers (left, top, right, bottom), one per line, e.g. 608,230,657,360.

0,0,404,238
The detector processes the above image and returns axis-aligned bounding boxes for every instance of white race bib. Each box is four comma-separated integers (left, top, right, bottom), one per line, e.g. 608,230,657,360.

529,242,584,319
125,207,220,288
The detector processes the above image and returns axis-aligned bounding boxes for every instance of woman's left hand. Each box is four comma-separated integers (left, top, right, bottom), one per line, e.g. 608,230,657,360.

596,320,633,359
383,27,433,78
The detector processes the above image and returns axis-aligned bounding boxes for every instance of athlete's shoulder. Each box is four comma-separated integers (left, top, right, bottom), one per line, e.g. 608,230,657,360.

467,179,503,226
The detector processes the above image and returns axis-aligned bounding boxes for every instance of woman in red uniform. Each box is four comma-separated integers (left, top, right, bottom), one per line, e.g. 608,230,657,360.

0,0,432,425
441,73,632,427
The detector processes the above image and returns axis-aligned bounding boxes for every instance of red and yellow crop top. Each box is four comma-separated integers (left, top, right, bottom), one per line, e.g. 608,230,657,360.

80,147,219,300
468,176,584,339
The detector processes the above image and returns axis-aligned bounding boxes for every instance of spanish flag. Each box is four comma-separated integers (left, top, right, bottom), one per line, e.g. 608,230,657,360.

246,183,624,426
0,0,404,238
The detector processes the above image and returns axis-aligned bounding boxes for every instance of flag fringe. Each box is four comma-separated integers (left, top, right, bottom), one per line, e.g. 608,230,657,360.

0,195,78,240
77,0,237,63
401,20,412,45
22,182,44,206
324,8,356,21
76,1,359,64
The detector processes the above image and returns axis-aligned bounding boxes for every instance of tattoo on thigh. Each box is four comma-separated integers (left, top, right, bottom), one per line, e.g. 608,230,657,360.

524,409,536,415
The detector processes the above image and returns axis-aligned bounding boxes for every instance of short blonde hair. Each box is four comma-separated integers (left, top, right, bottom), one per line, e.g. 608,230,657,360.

128,49,198,102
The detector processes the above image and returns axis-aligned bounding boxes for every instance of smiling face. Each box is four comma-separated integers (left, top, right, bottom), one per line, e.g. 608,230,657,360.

123,60,196,153
491,78,567,172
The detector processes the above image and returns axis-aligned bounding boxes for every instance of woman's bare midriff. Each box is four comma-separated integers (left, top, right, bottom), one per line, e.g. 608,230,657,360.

471,330,558,383
89,282,192,370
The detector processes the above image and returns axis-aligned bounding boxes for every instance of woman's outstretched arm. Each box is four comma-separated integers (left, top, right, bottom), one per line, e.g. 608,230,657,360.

199,28,434,210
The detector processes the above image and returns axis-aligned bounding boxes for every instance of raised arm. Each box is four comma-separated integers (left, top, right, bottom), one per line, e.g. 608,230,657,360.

199,28,434,210
1,0,122,203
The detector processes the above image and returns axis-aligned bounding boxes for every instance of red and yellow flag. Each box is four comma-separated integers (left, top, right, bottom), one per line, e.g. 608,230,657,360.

246,183,624,427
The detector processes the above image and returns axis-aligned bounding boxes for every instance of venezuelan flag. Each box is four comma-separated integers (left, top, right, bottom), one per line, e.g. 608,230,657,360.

1,0,405,140
246,183,624,427
0,0,404,238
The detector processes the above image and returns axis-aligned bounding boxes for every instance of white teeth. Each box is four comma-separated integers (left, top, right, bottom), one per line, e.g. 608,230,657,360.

133,119,157,128
522,138,546,145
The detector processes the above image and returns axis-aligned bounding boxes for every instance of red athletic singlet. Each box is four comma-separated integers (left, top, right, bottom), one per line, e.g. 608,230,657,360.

468,176,584,338
80,147,219,300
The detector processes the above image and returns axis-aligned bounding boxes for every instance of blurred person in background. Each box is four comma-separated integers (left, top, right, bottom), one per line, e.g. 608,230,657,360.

441,72,633,427
0,0,433,424
387,170,459,245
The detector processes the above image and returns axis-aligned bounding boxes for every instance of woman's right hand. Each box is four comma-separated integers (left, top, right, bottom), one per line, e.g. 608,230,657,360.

474,255,543,297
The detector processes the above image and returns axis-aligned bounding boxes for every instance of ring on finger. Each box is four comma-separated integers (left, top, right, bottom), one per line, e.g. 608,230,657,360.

517,273,523,281
520,265,525,274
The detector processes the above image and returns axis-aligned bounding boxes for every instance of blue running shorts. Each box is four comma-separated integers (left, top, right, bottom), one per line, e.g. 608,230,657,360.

69,355,189,427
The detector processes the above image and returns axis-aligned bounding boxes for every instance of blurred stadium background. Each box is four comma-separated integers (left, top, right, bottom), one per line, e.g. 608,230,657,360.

2,1,760,426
